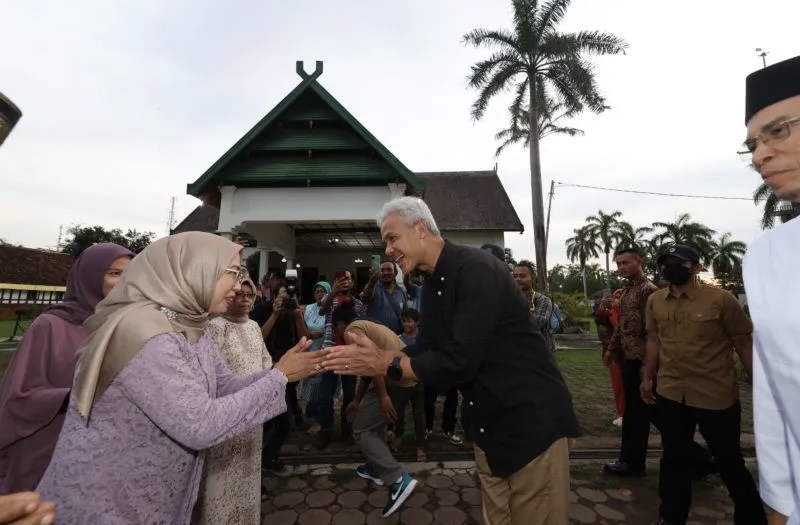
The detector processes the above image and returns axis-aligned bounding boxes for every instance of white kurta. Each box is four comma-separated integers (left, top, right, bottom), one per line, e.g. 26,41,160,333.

743,216,800,524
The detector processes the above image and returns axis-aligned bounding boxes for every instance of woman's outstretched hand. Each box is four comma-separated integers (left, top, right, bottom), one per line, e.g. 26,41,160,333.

274,337,326,382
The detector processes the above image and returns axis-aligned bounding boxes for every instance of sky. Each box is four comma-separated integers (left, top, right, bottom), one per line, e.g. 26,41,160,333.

1,0,797,268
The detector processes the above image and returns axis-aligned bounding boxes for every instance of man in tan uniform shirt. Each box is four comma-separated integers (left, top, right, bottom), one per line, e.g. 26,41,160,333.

641,244,765,525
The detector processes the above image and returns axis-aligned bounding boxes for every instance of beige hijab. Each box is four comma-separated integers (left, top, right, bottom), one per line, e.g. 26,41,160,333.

72,231,243,420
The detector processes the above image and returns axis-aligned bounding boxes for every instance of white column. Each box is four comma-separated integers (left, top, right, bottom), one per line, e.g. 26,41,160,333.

258,248,269,283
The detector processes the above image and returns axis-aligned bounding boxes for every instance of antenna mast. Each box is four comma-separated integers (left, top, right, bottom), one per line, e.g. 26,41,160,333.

56,224,63,250
167,196,176,235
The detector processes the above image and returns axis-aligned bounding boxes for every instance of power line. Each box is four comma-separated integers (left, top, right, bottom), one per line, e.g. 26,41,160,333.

555,182,753,201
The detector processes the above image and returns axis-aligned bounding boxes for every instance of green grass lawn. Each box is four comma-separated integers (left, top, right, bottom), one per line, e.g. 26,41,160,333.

0,340,755,442
0,318,30,339
555,347,754,437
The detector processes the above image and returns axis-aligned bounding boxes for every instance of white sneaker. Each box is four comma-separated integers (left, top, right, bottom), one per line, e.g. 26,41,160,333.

612,417,623,427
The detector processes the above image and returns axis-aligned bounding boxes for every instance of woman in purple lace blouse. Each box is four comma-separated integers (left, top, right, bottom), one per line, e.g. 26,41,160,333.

36,232,325,524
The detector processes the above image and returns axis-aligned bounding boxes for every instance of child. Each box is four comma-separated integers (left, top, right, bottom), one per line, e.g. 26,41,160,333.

332,303,418,518
391,309,426,461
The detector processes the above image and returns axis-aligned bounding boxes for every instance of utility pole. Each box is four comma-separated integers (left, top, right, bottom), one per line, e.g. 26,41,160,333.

544,180,555,248
543,180,556,292
166,196,176,235
756,48,769,68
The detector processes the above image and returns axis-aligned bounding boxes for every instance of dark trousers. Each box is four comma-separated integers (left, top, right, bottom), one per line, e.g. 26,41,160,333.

263,411,290,461
657,396,766,525
318,372,356,433
460,388,472,440
286,381,301,420
389,384,425,444
619,359,711,470
424,386,458,433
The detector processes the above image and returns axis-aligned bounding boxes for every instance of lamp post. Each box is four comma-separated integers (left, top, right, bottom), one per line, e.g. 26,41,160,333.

0,91,22,147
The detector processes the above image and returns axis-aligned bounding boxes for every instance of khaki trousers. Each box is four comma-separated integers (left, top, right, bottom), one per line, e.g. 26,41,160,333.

474,437,570,525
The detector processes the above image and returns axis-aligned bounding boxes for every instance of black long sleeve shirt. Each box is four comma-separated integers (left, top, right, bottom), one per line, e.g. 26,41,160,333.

407,242,581,477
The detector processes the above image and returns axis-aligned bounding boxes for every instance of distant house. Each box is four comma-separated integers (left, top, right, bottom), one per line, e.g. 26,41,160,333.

0,245,73,307
172,60,523,302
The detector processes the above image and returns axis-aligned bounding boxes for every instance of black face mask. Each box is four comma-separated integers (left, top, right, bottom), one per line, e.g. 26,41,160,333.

662,264,693,285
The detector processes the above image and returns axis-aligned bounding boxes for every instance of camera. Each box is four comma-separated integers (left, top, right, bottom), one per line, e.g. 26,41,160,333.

283,269,299,311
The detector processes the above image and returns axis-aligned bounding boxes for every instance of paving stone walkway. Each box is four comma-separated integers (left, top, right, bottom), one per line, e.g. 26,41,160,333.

261,460,740,524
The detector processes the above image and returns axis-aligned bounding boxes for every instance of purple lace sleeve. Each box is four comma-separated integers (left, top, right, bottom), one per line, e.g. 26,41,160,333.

117,333,288,450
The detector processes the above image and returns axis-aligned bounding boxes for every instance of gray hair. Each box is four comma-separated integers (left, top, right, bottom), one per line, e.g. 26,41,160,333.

377,196,441,237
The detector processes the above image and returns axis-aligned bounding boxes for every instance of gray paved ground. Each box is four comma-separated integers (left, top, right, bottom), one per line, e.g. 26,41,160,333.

261,460,741,524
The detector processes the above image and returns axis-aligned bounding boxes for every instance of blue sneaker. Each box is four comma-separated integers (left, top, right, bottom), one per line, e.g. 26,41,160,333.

382,472,418,517
355,464,384,486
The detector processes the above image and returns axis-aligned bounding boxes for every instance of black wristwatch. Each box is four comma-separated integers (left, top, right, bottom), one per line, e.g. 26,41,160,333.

387,356,403,380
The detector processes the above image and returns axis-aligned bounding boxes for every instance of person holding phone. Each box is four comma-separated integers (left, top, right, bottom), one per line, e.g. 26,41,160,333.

315,269,365,449
362,260,406,335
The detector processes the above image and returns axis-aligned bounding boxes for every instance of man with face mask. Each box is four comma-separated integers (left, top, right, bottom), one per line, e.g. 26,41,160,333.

741,54,800,525
641,245,765,525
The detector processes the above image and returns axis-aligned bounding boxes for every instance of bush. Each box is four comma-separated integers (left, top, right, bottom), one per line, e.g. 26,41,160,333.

551,292,592,327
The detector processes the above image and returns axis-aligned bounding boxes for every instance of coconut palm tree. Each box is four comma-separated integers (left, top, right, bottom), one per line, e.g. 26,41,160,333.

584,210,625,288
616,222,653,250
651,213,716,263
708,233,746,276
464,0,628,291
706,233,747,291
565,225,600,297
494,92,588,156
753,182,800,229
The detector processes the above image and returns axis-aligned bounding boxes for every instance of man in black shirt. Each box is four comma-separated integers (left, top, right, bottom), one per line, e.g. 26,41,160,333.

323,196,580,525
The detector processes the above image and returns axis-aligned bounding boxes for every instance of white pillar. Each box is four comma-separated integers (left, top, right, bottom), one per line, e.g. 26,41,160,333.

258,248,269,283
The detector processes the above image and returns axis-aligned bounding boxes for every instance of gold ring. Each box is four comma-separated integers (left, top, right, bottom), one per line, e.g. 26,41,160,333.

314,363,322,372
345,363,350,370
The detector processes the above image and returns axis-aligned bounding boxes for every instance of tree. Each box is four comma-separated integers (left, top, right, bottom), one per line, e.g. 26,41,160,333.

753,182,800,229
651,213,716,264
616,222,653,249
61,225,155,258
464,0,628,292
707,233,747,293
494,91,587,156
565,225,600,298
584,210,625,288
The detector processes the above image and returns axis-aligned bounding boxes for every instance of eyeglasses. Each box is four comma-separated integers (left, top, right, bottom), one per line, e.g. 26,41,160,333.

224,267,247,283
738,116,800,162
235,292,256,300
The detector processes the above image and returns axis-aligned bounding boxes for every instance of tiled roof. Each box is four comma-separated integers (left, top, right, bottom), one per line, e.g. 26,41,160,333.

0,245,74,286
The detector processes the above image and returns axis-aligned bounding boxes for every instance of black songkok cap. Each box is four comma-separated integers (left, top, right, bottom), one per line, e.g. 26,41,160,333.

745,55,800,124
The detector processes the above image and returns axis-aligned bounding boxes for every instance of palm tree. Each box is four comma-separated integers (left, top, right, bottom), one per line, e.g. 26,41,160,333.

565,225,600,297
464,0,628,291
584,210,625,288
652,213,716,263
708,233,747,279
494,92,587,156
616,222,653,250
753,182,800,229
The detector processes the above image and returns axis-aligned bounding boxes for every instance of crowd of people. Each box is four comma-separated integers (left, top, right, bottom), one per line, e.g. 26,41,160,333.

0,55,799,524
